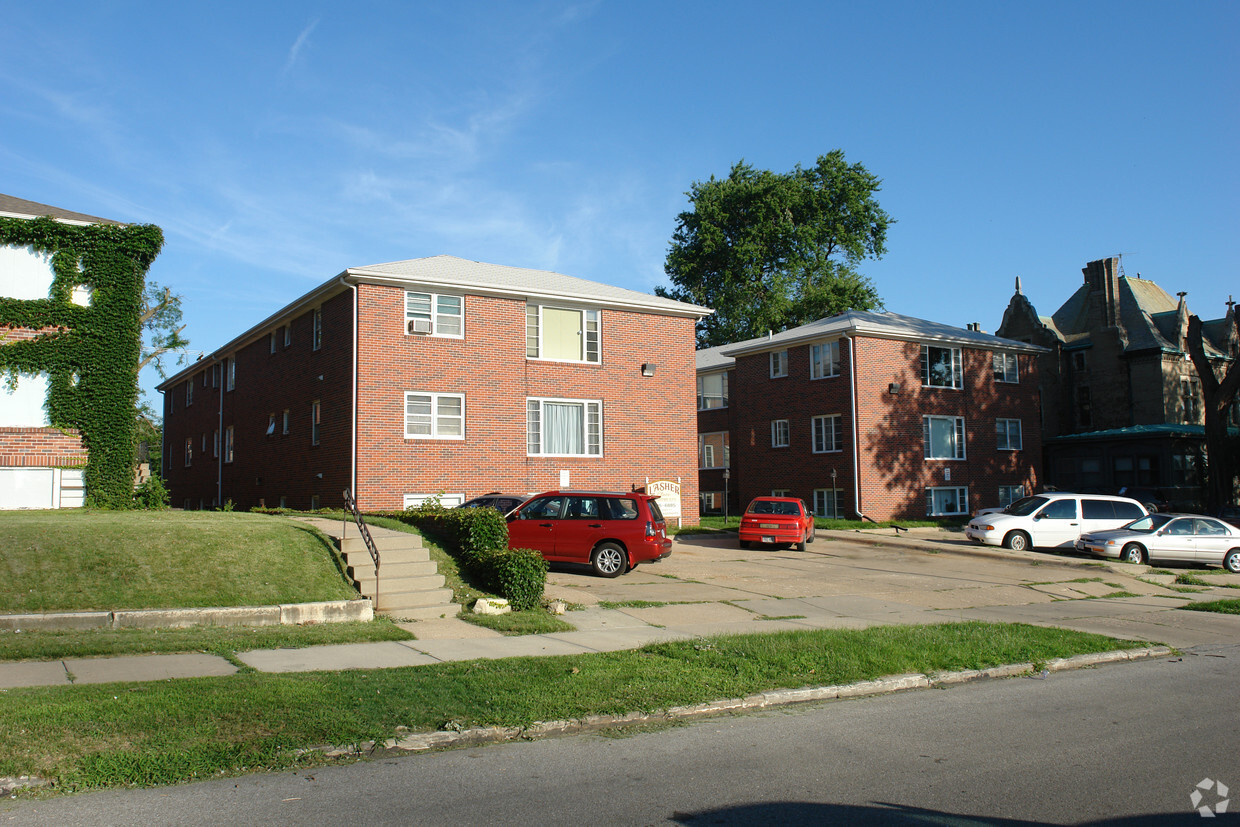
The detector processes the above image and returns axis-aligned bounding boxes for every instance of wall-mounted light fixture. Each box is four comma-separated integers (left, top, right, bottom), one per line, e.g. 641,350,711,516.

315,472,323,479
641,363,656,377
888,382,901,394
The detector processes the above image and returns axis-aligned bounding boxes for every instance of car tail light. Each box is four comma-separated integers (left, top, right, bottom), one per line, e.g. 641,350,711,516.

645,521,655,538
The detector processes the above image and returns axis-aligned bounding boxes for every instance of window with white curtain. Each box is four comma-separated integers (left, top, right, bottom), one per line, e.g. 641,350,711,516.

527,397,601,456
923,415,966,459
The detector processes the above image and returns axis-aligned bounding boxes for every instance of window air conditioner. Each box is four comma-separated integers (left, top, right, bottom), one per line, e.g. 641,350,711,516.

408,318,433,335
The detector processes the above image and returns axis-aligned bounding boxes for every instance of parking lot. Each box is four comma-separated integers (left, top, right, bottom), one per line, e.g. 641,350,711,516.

539,528,1240,649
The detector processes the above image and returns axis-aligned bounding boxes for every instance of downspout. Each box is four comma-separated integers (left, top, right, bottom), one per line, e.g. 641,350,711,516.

344,277,358,506
845,334,871,522
217,358,224,508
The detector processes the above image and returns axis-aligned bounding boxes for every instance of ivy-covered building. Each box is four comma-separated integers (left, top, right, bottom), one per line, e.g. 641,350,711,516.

0,194,163,509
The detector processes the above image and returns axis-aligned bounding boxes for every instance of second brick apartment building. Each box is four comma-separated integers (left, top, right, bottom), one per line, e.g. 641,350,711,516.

159,256,709,517
697,311,1046,521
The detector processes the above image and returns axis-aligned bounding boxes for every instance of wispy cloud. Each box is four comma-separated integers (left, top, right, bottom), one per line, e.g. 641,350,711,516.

281,18,320,79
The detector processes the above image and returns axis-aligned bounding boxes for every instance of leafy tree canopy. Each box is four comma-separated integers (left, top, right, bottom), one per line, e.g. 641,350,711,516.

657,150,893,348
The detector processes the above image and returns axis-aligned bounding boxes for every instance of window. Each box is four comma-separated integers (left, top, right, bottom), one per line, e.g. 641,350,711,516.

998,485,1025,508
311,400,321,446
699,432,729,469
1075,386,1092,428
1172,451,1200,486
212,363,219,388
226,358,235,391
185,380,193,406
996,419,1022,450
697,372,728,410
310,494,320,510
201,370,208,388
312,308,322,351
1181,377,1201,423
1071,350,1088,372
201,433,207,452
266,414,277,436
921,345,962,389
700,492,724,515
527,397,601,456
923,416,966,459
771,489,790,497
525,305,599,362
406,291,463,338
770,351,788,378
926,486,968,516
212,429,219,458
810,341,840,379
993,352,1019,383
282,409,290,435
284,324,292,347
771,419,789,448
812,414,844,453
184,438,193,467
814,488,845,518
405,392,465,440
269,331,278,354
224,426,234,463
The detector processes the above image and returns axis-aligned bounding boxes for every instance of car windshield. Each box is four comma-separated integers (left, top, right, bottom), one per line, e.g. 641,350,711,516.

1120,514,1175,533
1003,496,1047,516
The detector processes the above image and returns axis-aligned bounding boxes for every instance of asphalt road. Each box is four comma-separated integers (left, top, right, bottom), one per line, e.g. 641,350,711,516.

6,643,1237,826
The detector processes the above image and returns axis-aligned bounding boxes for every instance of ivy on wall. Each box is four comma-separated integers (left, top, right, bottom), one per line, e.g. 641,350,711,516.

0,216,164,508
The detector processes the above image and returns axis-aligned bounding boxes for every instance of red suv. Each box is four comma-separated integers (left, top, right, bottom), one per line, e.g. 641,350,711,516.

739,496,816,551
507,490,672,577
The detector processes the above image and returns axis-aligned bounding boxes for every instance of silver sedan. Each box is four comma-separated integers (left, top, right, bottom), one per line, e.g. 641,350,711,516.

1076,513,1240,572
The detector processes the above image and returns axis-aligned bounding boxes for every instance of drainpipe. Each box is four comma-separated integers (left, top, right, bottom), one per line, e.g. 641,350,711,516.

342,277,358,506
846,334,868,522
217,358,224,508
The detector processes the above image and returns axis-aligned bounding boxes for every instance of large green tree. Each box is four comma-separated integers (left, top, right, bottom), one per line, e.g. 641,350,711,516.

658,150,893,347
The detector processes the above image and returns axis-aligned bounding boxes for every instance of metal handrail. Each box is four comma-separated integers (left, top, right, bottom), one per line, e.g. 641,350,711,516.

342,488,379,609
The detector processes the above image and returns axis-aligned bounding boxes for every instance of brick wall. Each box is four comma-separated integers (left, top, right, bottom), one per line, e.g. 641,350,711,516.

722,334,1041,521
0,427,87,467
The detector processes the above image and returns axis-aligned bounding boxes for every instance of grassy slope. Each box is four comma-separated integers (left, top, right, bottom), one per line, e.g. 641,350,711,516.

0,511,359,613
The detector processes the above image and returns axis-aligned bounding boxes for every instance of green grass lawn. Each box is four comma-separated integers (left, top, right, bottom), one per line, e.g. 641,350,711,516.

0,621,1138,794
0,510,360,613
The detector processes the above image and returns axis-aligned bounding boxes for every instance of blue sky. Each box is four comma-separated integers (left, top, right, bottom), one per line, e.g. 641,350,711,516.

2,2,1236,404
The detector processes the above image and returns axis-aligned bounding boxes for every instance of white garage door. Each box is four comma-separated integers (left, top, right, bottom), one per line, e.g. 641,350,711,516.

0,468,55,509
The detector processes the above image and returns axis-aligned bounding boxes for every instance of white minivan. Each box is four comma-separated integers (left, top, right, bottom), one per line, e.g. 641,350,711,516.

965,492,1147,551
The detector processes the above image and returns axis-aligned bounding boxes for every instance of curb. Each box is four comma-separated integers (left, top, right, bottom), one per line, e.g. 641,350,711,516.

0,599,374,632
316,645,1172,760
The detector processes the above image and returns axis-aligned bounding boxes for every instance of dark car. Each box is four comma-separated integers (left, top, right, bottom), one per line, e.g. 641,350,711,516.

457,492,527,514
1116,487,1171,513
738,496,816,551
1214,505,1240,529
506,490,672,577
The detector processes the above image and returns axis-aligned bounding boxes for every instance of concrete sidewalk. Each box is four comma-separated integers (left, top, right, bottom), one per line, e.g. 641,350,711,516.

3,526,1237,689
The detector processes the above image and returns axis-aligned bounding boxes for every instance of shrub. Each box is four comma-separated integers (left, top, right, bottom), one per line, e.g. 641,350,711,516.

475,547,548,611
132,475,170,510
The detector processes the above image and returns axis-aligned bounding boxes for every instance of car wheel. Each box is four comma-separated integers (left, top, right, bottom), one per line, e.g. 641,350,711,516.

1120,543,1147,565
1003,531,1031,552
591,543,627,578
1223,549,1240,574
796,533,807,552
739,540,751,550
806,526,816,545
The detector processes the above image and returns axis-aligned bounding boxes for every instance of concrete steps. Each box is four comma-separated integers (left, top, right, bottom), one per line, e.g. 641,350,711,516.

338,530,460,620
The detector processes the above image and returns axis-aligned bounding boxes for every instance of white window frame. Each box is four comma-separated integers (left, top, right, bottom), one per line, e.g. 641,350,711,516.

284,324,292,348
811,414,844,453
184,437,193,467
922,344,963,389
185,380,193,406
770,350,788,378
771,489,790,497
312,308,322,351
526,397,601,457
224,426,235,463
996,418,1022,451
810,341,840,379
813,488,845,519
699,431,730,469
923,415,966,460
282,409,290,435
697,372,728,410
404,392,466,440
993,352,1019,383
226,357,236,391
269,331,278,354
998,484,1025,508
311,400,321,446
771,419,790,448
926,486,969,516
212,429,219,458
525,304,600,363
405,291,464,338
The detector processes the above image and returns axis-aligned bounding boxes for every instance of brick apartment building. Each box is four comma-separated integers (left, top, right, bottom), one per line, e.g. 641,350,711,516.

996,257,1239,506
696,311,1045,521
0,194,122,509
158,256,709,517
